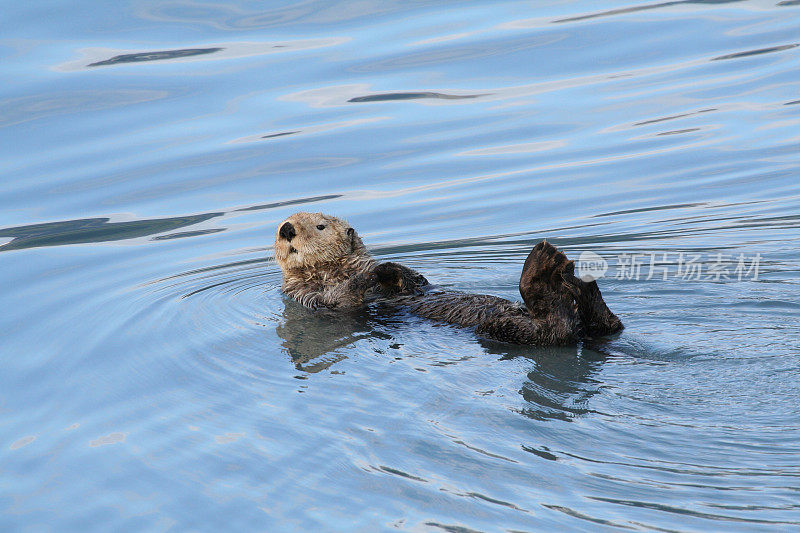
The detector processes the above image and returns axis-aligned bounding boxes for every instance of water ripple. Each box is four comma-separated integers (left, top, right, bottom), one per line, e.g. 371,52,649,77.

3,0,800,529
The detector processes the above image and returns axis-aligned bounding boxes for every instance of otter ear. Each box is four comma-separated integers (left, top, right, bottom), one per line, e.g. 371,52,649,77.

346,228,354,236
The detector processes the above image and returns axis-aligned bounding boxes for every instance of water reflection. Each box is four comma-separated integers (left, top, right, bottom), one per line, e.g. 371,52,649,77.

87,47,224,67
261,131,299,139
485,341,606,422
0,213,222,251
234,194,341,212
0,194,341,252
134,0,444,30
348,92,485,103
0,90,167,127
55,38,349,72
275,301,374,373
552,0,743,24
711,43,799,62
278,297,608,422
282,84,489,107
4,0,800,528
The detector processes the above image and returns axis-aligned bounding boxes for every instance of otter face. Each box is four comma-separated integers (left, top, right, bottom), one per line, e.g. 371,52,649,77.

274,212,361,272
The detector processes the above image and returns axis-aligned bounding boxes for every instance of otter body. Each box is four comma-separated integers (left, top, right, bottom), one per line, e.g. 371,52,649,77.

274,212,622,345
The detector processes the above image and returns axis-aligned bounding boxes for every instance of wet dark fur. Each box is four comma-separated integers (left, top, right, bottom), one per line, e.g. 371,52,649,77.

275,213,622,345
372,242,623,345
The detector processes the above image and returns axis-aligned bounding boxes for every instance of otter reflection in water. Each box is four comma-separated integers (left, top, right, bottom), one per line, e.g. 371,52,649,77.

482,340,609,423
275,302,375,373
274,212,623,346
277,302,610,424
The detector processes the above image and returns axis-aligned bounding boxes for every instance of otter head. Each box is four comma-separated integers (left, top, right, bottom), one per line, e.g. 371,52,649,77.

274,212,366,273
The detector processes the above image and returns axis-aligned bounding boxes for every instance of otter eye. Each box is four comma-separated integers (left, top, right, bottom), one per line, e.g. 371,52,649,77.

316,224,326,230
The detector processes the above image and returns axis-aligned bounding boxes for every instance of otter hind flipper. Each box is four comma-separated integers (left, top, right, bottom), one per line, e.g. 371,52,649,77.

519,241,577,319
560,274,624,337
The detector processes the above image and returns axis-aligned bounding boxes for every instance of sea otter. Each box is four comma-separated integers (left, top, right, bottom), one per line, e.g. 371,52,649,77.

274,212,623,345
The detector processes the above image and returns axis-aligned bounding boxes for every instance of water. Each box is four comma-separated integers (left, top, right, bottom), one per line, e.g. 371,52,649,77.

2,1,799,530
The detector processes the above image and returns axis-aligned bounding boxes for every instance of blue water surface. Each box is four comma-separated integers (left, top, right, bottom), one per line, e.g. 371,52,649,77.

2,1,799,531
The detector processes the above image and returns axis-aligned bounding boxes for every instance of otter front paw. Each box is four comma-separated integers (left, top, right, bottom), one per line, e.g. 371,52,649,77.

374,262,402,285
374,262,405,295
372,262,429,296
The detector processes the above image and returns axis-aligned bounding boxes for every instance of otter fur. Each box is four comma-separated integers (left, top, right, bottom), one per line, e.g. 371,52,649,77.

274,212,623,345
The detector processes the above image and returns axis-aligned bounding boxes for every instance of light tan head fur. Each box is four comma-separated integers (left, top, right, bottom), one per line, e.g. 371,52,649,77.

274,212,370,275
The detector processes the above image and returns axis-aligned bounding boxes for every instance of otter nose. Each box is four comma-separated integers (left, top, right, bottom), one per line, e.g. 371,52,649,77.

279,222,296,242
